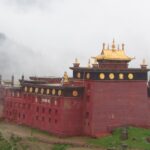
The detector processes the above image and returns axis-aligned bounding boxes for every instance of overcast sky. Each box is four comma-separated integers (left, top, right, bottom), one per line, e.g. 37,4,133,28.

0,0,150,79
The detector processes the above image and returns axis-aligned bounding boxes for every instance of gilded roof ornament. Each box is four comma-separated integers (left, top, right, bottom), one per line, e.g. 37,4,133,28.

122,43,125,50
102,43,105,50
95,40,134,61
112,39,116,50
63,72,69,83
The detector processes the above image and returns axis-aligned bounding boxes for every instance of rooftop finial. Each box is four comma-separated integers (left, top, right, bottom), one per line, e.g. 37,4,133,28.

73,58,80,67
88,59,91,68
11,75,14,87
112,39,115,50
102,43,105,50
122,43,125,50
22,74,24,81
75,58,79,63
63,71,69,83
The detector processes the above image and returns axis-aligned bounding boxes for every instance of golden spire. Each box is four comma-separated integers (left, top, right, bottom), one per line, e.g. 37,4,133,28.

63,72,69,83
102,43,105,50
112,39,115,50
122,43,125,50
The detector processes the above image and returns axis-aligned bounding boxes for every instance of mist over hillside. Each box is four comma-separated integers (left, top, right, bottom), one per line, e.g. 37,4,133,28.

0,33,60,80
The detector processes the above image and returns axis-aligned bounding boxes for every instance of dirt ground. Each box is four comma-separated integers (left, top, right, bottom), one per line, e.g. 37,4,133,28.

0,120,104,150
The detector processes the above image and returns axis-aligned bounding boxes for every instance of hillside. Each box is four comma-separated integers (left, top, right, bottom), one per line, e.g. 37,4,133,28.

0,121,150,150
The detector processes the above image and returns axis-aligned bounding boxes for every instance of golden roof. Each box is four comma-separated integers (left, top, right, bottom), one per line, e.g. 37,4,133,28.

96,40,134,61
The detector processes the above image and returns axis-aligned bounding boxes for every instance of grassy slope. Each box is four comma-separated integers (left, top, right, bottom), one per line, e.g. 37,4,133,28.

88,127,150,149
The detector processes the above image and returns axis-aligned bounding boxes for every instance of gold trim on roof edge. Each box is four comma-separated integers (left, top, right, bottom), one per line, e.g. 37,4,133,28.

96,49,134,61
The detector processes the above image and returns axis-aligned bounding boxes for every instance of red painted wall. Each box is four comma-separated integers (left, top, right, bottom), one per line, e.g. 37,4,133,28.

61,97,83,136
3,79,150,137
3,94,84,136
84,80,150,137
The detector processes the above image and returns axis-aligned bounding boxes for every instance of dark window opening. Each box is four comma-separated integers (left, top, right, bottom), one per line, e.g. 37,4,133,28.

36,107,39,112
49,109,51,114
42,107,45,113
55,109,58,115
23,114,25,119
55,119,57,124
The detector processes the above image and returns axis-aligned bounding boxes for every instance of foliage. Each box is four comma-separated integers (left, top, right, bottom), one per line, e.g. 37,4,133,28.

0,132,14,150
88,126,150,149
52,144,69,150
0,132,23,150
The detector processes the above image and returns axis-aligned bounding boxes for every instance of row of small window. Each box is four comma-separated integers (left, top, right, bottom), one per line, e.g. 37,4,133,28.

76,72,134,80
36,107,58,115
5,111,58,124
35,116,58,124
24,87,79,97
6,111,26,119
6,102,58,114
6,102,30,109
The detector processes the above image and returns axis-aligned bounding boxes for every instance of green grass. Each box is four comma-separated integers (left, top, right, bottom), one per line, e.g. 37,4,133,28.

88,126,150,149
27,137,39,142
52,144,69,150
0,132,30,150
0,132,21,150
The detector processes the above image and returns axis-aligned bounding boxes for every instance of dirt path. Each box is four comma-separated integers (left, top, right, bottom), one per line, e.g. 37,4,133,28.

0,120,104,150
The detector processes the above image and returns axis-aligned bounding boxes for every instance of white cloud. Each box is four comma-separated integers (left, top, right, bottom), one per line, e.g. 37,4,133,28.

0,0,150,78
